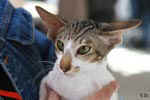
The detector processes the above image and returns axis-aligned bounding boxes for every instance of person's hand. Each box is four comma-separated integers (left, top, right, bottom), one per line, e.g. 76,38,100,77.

87,81,119,100
47,90,60,100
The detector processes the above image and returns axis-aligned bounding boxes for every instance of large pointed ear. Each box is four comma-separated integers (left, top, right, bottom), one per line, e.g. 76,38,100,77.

99,20,142,49
36,6,66,40
101,20,142,33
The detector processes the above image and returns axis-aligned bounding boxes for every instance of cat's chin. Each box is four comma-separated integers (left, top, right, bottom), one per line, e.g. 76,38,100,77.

59,67,80,77
53,64,77,77
64,72,77,77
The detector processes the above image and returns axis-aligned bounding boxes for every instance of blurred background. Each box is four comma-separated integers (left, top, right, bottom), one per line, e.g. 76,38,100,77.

9,0,150,100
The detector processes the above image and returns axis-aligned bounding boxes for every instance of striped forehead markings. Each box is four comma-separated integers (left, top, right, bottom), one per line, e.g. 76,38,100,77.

62,20,99,41
74,25,95,41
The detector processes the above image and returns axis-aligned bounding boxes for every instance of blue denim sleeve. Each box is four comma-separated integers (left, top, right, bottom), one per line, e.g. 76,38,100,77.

34,29,56,62
0,0,56,100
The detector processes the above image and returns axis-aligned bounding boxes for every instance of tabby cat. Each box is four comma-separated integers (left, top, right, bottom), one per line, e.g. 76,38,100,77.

36,6,141,100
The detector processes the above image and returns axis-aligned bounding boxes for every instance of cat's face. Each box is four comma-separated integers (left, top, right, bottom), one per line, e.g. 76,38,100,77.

36,6,141,74
54,21,109,73
55,21,110,62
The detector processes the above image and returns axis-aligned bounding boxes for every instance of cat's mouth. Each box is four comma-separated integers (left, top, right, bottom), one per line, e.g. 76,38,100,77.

62,66,80,74
58,63,80,75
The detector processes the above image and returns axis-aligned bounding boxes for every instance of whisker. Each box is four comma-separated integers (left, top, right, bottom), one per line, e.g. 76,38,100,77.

39,60,55,65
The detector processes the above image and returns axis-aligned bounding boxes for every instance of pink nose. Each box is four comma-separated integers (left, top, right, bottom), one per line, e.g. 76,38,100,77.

60,54,72,72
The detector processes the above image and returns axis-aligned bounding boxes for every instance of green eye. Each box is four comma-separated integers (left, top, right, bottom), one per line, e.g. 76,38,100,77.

77,45,91,55
57,40,64,51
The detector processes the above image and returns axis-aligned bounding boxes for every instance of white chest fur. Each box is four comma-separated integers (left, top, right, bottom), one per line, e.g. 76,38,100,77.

40,61,118,100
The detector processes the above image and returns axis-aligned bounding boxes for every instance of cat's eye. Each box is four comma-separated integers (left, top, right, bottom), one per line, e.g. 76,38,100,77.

57,40,64,52
77,45,91,55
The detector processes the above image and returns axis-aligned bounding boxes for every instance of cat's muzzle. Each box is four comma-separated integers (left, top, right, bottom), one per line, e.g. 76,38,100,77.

60,54,80,73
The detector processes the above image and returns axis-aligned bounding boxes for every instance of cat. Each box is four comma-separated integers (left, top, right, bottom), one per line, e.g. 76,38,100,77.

36,6,141,100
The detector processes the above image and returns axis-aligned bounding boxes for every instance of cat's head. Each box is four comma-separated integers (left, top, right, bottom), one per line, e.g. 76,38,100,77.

36,6,141,74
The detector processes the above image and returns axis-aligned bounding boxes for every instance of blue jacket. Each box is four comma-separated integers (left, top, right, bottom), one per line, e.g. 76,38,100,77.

0,0,56,100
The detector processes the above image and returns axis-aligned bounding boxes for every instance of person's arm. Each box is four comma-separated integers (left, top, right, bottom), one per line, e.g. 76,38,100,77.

0,0,55,100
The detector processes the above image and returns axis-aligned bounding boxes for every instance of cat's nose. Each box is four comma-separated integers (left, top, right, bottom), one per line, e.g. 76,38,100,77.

60,54,72,72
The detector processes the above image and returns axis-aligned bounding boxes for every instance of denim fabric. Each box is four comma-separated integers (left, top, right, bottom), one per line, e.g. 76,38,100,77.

0,0,56,100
